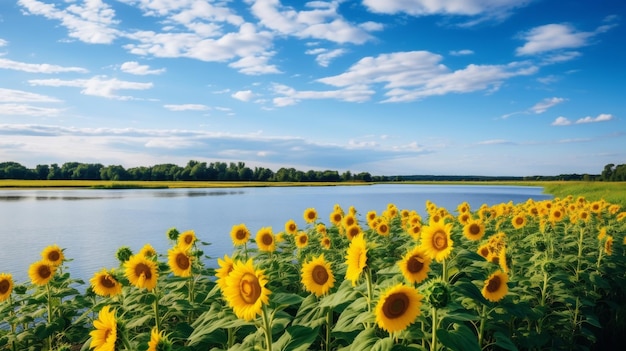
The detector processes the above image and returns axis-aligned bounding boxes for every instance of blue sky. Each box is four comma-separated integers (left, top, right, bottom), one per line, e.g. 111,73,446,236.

1,0,624,177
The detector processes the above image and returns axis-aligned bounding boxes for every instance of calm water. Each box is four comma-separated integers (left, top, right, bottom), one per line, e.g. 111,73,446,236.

0,184,551,283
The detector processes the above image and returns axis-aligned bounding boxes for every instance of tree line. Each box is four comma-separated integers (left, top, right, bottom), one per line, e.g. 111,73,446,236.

0,160,380,182
0,161,623,182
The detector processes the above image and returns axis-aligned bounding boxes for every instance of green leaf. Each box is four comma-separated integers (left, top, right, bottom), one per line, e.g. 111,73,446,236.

436,323,480,351
494,331,519,351
273,325,319,351
272,292,305,309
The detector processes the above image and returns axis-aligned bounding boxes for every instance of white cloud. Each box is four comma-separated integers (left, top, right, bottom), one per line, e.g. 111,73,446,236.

0,88,61,103
0,104,64,117
120,61,165,75
476,139,514,145
305,48,348,67
552,114,613,126
530,97,566,114
271,83,374,106
362,0,532,23
551,116,571,126
163,104,209,111
232,90,255,102
18,0,120,44
249,0,373,44
228,53,281,75
317,51,537,103
28,76,153,100
575,113,613,124
450,49,474,56
0,39,7,47
0,58,88,73
516,22,615,56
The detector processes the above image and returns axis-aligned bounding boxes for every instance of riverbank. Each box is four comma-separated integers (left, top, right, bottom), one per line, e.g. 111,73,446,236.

1,179,625,207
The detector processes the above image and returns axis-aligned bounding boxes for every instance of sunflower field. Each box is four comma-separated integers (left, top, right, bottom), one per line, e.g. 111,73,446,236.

1,196,626,351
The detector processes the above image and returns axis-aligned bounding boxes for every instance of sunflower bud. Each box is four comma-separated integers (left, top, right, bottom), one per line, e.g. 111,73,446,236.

166,227,180,241
13,284,27,295
427,281,450,309
116,246,133,263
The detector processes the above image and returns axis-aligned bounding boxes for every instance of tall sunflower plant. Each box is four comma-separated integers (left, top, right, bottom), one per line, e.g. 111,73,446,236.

2,198,626,351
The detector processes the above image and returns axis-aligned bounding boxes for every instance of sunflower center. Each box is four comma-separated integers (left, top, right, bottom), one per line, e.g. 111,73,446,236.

486,275,501,293
469,224,481,236
407,255,424,273
100,275,117,289
307,212,316,220
515,217,524,226
261,233,273,246
299,236,307,245
432,230,448,250
48,251,60,262
38,264,52,279
135,263,152,280
239,273,261,304
0,280,9,294
236,229,247,240
382,292,409,319
184,235,193,245
479,247,489,257
312,265,329,285
176,253,190,270
379,224,388,233
288,224,296,232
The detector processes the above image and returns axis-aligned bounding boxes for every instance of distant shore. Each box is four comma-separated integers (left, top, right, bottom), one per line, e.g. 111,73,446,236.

1,179,625,207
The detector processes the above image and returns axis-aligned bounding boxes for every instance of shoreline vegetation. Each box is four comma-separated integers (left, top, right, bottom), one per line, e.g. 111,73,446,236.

1,179,625,207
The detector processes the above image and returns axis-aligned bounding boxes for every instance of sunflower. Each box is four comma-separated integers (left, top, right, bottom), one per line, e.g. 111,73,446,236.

598,227,607,240
407,224,422,240
284,219,298,235
549,207,565,223
90,269,122,297
329,210,343,226
320,236,331,250
477,244,490,259
366,210,378,223
346,224,362,240
398,246,431,284
511,213,527,229
215,254,235,292
421,222,454,262
482,271,508,302
295,232,309,249
177,230,196,251
345,233,368,286
230,223,250,246
255,227,276,252
41,244,65,266
301,254,335,296
605,236,613,256
139,243,157,258
376,219,390,236
29,260,56,286
457,212,471,225
147,327,170,351
316,223,327,236
90,305,117,351
168,246,193,277
303,207,318,223
124,254,158,291
223,259,271,321
375,284,423,333
343,213,357,229
462,219,485,241
0,273,13,302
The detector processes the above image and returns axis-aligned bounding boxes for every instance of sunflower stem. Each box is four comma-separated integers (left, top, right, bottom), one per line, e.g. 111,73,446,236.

261,305,273,351
477,304,487,347
431,306,438,351
227,327,236,349
9,294,17,351
153,289,161,332
46,282,53,350
442,258,448,282
325,308,332,351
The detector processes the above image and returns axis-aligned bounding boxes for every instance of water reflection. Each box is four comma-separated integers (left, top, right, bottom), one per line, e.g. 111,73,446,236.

0,189,245,201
